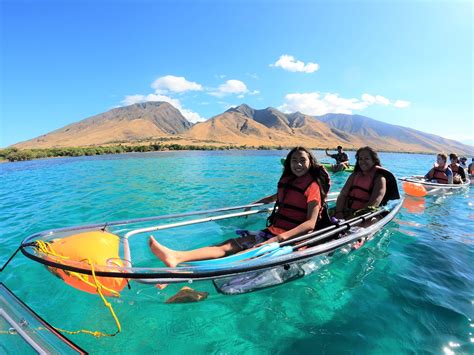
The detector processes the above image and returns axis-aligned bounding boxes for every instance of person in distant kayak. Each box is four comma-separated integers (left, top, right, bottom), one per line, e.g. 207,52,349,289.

149,147,331,267
448,153,467,183
468,158,474,175
325,146,349,172
334,146,399,248
424,153,453,184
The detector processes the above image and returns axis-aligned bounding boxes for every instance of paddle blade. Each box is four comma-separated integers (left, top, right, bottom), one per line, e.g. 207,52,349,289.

402,181,427,197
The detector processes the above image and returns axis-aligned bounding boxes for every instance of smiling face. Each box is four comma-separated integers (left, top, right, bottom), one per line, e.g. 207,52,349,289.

290,150,311,177
357,149,376,172
437,155,446,166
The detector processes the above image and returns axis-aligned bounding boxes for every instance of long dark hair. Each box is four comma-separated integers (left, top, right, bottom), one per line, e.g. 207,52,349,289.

354,146,381,172
282,147,331,200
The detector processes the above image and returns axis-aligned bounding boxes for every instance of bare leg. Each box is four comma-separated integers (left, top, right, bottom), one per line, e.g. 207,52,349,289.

149,236,238,267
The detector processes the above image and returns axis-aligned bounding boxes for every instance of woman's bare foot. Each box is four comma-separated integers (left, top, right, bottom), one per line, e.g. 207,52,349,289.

148,236,180,267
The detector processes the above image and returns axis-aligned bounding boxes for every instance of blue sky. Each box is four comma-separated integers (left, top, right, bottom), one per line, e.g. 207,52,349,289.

1,0,472,148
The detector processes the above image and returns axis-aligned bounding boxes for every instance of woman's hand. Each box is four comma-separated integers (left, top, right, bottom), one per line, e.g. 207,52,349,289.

335,211,344,219
254,236,280,247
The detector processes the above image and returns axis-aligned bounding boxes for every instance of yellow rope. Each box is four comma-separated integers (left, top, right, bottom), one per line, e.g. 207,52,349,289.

33,241,122,337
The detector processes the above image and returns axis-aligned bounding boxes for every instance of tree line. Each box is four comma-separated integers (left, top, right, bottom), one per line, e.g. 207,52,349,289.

0,144,285,162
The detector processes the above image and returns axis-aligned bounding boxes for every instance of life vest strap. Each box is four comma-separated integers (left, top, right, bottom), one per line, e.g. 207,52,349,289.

272,213,307,227
278,202,307,213
277,182,306,194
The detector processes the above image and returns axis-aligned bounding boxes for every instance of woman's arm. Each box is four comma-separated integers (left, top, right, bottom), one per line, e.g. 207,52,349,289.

446,169,453,184
424,168,434,180
367,175,386,207
334,174,354,218
252,193,277,205
458,166,467,182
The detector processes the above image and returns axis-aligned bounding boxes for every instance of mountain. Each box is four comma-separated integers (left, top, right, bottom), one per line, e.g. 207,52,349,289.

13,102,192,148
187,104,365,147
12,102,474,155
317,113,473,155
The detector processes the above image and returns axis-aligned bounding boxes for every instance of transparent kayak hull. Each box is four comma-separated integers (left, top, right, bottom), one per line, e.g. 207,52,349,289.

20,199,403,293
400,175,470,196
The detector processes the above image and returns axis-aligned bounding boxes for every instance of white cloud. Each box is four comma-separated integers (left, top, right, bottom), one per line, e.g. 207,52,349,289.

151,75,203,93
271,55,320,73
393,100,411,108
361,93,390,105
279,92,411,115
120,94,205,123
210,79,249,97
375,95,390,105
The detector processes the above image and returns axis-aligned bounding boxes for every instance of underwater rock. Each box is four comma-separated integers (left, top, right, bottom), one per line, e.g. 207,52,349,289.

165,286,208,304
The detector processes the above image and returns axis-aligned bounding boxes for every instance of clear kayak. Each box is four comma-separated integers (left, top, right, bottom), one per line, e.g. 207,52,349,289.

400,175,471,197
19,198,403,296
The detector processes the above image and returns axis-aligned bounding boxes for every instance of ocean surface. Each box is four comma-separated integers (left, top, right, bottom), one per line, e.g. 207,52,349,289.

0,150,472,354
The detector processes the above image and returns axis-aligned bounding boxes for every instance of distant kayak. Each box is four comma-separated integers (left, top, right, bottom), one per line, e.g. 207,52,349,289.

400,175,471,197
280,158,354,173
321,163,354,173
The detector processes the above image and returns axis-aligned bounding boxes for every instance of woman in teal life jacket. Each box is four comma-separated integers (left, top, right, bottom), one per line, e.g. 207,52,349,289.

148,147,330,267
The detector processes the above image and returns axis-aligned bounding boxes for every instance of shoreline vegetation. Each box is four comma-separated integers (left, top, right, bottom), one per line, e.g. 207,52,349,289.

1,141,440,163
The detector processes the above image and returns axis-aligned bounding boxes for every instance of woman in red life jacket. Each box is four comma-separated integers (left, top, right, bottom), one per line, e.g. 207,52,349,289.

424,153,453,184
334,146,399,248
335,146,399,219
448,153,467,183
148,147,330,267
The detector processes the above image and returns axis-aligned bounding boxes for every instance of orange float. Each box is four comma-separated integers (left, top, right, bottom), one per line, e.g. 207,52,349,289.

402,181,427,197
47,230,127,297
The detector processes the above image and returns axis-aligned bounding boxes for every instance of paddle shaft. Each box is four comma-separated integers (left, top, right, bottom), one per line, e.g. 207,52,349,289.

281,208,387,250
279,210,379,247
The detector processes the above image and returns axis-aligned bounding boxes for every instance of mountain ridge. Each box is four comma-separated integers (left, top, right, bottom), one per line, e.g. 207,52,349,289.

12,102,474,155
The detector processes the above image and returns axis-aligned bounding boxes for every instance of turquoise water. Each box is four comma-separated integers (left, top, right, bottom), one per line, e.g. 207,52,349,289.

0,150,472,354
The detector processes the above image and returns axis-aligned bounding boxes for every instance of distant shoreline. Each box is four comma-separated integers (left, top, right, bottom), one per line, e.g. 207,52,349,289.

0,143,445,163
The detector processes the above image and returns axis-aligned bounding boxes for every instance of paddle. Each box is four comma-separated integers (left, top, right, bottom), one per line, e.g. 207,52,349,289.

181,208,386,267
257,207,388,260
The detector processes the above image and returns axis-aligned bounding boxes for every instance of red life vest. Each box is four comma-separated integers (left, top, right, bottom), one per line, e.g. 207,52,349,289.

268,173,317,232
347,168,377,210
427,166,449,184
450,163,460,174
347,166,400,210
